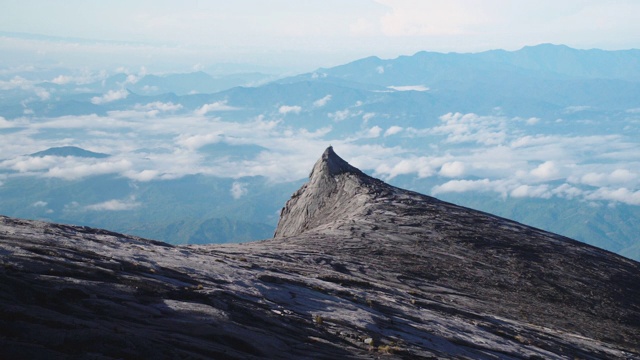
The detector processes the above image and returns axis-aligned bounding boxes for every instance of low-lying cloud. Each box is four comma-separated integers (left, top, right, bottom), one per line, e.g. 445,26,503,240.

278,105,302,115
2,104,638,207
24,157,135,180
195,101,237,115
430,112,507,146
230,181,248,199
384,125,403,137
387,85,429,92
439,161,465,178
91,89,129,104
85,196,141,211
313,95,332,108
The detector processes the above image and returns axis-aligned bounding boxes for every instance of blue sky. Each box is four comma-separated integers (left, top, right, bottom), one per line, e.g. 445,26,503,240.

2,0,640,71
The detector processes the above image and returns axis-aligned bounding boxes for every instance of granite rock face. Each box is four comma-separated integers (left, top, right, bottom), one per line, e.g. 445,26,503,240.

274,146,380,238
1,147,640,359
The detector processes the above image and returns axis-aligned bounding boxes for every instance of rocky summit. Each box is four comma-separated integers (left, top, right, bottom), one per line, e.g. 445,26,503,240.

1,147,639,359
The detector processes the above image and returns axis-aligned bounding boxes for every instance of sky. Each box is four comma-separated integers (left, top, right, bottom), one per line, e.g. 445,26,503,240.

2,0,640,72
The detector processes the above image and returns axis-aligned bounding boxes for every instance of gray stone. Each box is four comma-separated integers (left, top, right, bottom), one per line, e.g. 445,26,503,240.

1,147,639,359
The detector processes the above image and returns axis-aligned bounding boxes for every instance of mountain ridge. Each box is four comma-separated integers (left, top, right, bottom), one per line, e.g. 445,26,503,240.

275,146,377,238
1,147,639,358
29,146,110,158
328,43,640,83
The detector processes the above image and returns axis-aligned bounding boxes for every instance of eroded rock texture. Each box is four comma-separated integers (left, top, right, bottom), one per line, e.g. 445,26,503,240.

1,147,639,359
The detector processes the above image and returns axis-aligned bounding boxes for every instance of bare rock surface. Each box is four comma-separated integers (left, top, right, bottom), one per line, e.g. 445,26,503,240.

2,147,640,359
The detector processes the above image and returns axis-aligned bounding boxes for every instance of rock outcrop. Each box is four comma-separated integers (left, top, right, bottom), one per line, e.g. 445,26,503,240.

274,146,384,238
1,147,639,359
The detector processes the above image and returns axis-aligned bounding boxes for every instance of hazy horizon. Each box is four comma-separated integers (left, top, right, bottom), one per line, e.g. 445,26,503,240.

3,1,640,73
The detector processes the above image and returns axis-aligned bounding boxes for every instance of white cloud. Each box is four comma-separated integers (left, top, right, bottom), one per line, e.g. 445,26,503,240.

45,159,133,180
362,113,376,122
374,156,436,179
552,183,584,199
278,105,302,115
313,95,332,108
365,126,382,138
376,66,385,74
384,125,403,137
329,109,352,122
579,172,608,187
91,89,129,104
431,112,507,146
609,169,637,183
0,117,15,129
530,161,560,180
0,76,32,90
135,101,183,112
141,85,159,93
5,155,59,173
32,201,48,207
311,72,327,79
85,197,141,211
580,169,637,187
125,169,160,182
0,76,50,100
34,87,51,101
387,85,429,92
510,184,552,199
51,75,73,85
439,161,465,178
50,71,106,86
230,181,248,199
564,105,591,113
118,101,183,117
176,133,222,150
586,187,640,206
195,101,237,115
125,74,139,84
432,179,503,196
4,105,637,208
525,117,541,125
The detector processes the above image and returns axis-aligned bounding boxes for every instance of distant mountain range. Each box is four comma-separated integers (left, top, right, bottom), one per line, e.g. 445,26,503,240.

316,44,640,84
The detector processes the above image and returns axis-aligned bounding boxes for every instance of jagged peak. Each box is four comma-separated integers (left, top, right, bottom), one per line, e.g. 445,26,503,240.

274,147,379,238
309,146,363,179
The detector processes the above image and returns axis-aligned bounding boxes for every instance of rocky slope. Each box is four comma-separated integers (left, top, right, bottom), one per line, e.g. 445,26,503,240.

1,147,639,359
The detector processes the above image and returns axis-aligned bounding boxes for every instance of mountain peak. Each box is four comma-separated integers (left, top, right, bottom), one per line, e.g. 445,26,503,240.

29,146,110,158
310,146,362,178
274,147,384,238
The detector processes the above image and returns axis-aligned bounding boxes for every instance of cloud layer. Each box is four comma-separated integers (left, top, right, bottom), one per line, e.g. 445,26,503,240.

1,101,638,206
